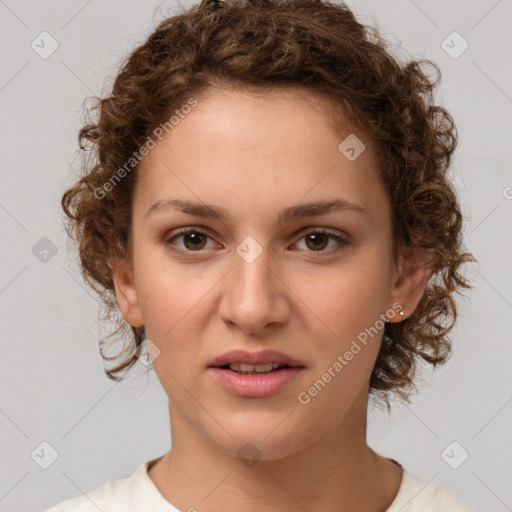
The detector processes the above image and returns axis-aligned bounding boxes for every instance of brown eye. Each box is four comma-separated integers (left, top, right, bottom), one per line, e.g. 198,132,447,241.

294,230,349,253
304,233,329,251
182,231,208,250
165,229,213,251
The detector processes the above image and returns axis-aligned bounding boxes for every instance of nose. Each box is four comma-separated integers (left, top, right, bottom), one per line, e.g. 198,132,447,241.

217,245,290,336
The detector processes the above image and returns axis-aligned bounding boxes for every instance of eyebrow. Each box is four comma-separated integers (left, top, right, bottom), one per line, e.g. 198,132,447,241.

145,197,370,224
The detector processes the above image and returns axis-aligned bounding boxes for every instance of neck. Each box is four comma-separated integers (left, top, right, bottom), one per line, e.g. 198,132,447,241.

148,390,402,512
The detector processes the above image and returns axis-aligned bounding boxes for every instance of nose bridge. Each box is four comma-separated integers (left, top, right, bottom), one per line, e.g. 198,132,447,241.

219,235,288,333
233,235,277,306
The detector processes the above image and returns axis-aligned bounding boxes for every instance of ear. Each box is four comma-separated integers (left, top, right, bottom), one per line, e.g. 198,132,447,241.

109,255,144,328
387,244,431,321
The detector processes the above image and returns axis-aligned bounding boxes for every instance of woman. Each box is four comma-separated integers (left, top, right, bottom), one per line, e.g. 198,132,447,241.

45,0,476,510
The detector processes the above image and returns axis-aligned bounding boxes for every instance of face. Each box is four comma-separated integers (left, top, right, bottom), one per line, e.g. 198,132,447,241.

112,87,428,461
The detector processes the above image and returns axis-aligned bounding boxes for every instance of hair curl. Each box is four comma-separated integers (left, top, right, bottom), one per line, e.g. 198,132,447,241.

61,0,476,409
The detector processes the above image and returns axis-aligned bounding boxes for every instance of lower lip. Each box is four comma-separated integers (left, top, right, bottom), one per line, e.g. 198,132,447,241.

208,367,304,397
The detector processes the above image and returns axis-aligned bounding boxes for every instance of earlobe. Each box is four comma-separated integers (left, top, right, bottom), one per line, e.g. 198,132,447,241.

109,255,144,328
388,245,431,321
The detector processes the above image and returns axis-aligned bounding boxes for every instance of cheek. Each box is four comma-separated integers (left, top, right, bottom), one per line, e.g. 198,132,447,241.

135,243,208,329
296,257,390,337
295,281,384,415
291,259,389,397
135,260,216,370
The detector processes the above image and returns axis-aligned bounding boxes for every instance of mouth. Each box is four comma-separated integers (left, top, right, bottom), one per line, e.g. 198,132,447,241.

207,349,305,370
214,362,302,375
207,350,306,398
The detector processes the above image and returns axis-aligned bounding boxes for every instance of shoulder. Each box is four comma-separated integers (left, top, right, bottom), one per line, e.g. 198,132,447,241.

387,468,476,512
38,459,178,512
38,469,138,512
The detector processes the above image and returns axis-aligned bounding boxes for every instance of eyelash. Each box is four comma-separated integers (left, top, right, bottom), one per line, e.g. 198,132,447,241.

163,227,351,255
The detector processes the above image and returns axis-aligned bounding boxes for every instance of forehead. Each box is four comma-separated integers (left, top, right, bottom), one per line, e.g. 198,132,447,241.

135,88,387,226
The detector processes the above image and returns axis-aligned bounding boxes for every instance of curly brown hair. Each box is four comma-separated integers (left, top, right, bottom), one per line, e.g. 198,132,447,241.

61,0,476,409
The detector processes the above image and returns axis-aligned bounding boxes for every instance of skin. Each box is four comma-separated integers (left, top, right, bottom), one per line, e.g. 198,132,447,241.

111,87,430,512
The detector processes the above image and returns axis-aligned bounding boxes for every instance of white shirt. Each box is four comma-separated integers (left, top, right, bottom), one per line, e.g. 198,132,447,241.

39,457,475,511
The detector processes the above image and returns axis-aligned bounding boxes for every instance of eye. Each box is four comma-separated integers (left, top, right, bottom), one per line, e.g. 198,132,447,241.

163,227,350,254
293,229,350,252
164,228,217,252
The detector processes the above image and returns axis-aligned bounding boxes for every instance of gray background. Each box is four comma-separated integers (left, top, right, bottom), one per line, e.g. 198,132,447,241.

1,1,511,511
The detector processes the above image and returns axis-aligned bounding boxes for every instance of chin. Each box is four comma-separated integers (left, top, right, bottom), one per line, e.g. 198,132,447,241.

209,415,309,463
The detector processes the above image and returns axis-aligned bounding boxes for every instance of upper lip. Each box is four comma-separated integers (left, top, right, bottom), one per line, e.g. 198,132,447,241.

208,349,305,368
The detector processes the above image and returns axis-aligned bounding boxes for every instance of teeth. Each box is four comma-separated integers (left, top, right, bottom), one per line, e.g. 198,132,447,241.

229,362,283,373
